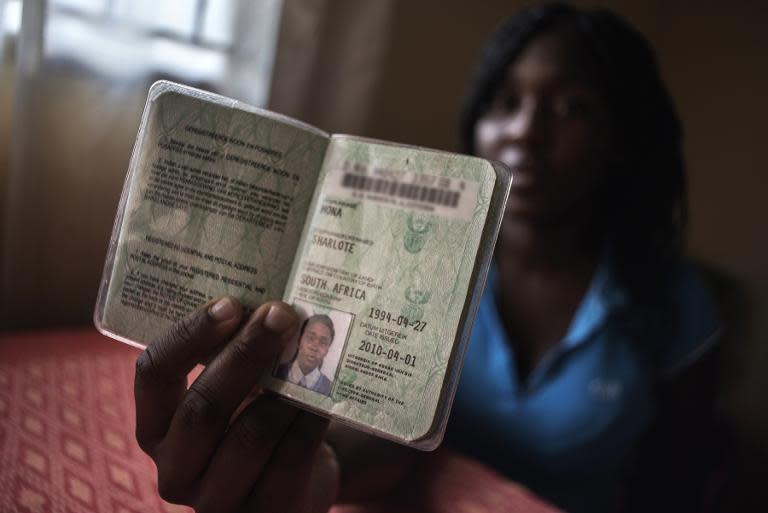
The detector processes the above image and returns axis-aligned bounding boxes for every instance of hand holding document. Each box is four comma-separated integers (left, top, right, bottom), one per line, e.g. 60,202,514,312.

133,298,339,512
95,81,510,448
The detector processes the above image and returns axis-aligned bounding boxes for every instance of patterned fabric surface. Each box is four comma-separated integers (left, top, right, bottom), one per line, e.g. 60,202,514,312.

333,450,562,513
0,329,559,513
0,329,193,513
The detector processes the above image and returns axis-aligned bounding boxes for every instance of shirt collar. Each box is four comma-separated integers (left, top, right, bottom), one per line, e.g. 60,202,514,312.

561,248,629,350
484,249,629,392
488,247,629,353
287,360,323,388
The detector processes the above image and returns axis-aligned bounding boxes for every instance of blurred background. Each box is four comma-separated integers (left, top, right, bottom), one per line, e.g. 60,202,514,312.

0,0,766,499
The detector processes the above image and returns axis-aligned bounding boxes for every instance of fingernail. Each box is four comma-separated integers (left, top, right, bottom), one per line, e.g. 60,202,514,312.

209,297,237,322
264,304,295,334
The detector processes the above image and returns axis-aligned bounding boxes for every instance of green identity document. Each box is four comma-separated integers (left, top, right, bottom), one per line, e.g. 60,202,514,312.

95,82,510,449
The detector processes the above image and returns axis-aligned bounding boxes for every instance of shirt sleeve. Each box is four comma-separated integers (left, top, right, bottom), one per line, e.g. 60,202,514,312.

654,263,723,380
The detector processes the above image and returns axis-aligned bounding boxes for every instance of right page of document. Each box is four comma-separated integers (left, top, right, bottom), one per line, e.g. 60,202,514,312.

267,135,497,444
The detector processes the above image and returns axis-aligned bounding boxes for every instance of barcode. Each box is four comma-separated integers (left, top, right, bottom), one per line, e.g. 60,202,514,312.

341,173,460,207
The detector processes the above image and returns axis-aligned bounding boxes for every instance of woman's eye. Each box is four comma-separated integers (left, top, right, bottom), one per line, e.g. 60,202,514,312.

489,92,520,114
502,95,521,112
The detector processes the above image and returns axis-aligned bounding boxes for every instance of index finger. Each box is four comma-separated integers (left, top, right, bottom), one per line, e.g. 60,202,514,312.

134,296,242,455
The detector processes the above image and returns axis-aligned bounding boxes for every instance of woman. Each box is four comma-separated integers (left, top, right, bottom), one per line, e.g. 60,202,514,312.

133,4,721,512
447,4,721,512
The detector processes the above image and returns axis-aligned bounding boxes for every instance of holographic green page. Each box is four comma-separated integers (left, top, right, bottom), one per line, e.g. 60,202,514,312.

263,136,498,446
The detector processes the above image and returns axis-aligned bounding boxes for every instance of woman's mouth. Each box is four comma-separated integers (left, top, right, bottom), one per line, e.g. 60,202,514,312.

508,164,541,190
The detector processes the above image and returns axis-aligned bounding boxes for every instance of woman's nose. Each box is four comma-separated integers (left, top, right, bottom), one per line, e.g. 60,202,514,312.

505,105,540,141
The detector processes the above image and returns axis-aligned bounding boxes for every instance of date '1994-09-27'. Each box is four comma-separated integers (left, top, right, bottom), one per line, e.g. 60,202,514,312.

368,307,428,332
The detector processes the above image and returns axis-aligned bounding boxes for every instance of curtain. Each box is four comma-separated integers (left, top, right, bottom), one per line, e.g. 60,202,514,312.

0,0,394,329
0,0,283,329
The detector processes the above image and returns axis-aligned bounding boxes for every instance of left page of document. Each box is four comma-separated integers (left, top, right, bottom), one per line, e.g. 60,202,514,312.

96,83,330,346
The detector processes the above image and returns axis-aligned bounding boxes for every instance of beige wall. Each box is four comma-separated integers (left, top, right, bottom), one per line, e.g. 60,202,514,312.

363,0,768,453
1,71,148,329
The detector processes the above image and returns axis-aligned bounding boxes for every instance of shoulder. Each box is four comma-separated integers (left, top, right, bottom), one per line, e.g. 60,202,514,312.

646,261,723,380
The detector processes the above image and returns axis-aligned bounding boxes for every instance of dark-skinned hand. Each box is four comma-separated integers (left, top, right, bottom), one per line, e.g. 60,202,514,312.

134,296,340,513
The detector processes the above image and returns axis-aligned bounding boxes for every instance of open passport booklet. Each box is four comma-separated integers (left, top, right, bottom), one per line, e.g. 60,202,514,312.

95,81,511,449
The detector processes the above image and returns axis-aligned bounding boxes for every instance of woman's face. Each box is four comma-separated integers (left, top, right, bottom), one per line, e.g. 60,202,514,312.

475,29,613,224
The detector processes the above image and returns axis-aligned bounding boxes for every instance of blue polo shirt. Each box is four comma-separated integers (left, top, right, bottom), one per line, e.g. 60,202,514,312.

447,258,721,513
